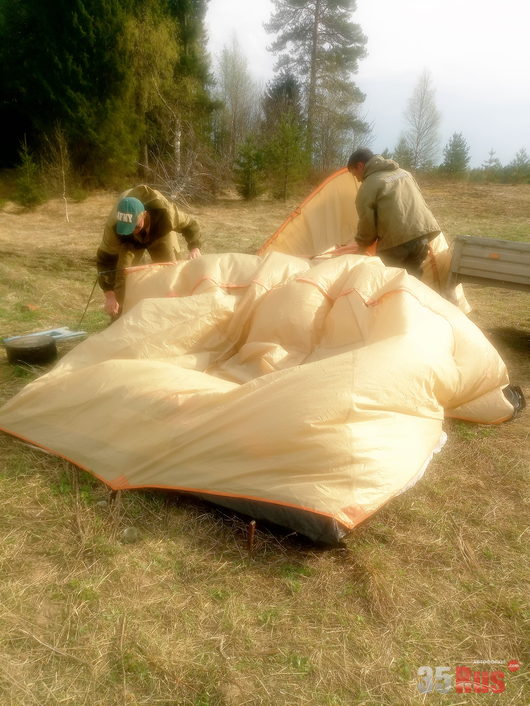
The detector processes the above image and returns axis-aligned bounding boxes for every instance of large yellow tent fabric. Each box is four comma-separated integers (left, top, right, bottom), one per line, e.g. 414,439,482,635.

0,251,515,543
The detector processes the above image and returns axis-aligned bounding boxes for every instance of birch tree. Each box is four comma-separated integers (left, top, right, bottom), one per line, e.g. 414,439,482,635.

403,71,441,170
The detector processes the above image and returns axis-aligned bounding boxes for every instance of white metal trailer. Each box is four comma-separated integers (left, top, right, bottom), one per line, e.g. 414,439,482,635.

449,235,530,292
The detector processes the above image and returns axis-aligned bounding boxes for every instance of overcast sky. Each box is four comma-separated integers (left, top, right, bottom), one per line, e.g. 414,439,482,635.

205,0,530,167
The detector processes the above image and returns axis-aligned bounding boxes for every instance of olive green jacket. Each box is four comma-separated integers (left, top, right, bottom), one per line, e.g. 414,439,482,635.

97,185,201,291
355,156,441,251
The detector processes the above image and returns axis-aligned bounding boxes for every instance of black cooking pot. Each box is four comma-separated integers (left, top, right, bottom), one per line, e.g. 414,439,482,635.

4,335,58,365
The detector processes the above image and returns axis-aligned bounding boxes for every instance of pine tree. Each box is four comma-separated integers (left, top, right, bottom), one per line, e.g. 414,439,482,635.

265,0,367,169
506,147,530,183
15,139,44,209
168,0,210,85
481,149,502,171
480,149,502,182
442,133,471,176
262,73,309,199
233,137,265,200
165,0,215,143
393,136,414,170
0,0,130,172
262,72,303,131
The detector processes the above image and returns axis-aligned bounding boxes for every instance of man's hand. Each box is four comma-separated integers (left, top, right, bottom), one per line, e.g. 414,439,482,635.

103,291,120,316
188,248,201,260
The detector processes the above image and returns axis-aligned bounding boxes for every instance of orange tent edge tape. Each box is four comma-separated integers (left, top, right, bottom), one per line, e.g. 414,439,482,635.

0,425,358,530
124,261,179,275
258,168,350,255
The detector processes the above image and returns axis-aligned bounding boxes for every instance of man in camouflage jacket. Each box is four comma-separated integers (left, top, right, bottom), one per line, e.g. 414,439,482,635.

348,149,441,277
96,185,202,316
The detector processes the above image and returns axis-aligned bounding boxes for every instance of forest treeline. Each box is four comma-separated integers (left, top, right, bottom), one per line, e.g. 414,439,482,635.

0,0,215,199
0,0,528,208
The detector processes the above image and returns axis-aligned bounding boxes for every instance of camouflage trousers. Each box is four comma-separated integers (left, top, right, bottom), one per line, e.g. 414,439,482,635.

378,237,430,278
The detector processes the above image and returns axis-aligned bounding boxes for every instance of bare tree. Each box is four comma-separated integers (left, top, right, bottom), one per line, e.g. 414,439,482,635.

213,37,261,163
403,70,441,170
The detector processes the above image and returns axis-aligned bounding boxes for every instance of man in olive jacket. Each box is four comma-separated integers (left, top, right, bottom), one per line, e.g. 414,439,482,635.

97,185,202,316
347,148,441,277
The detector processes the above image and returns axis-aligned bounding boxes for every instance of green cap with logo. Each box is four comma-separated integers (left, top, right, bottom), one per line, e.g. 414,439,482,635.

115,197,145,236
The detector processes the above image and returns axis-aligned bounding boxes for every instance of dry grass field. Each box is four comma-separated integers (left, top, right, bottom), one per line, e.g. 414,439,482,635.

0,181,529,705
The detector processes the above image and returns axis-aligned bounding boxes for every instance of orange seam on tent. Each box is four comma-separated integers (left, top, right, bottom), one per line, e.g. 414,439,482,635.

111,475,132,489
341,504,378,528
297,167,349,208
336,287,369,304
189,276,251,295
189,277,270,295
292,278,417,308
0,426,354,528
118,484,356,527
124,262,178,275
251,279,270,290
292,280,421,308
341,502,400,529
256,213,300,255
341,505,369,525
125,270,271,297
294,277,335,301
258,168,350,254
294,278,369,305
0,427,112,488
341,479,423,530
366,287,419,307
